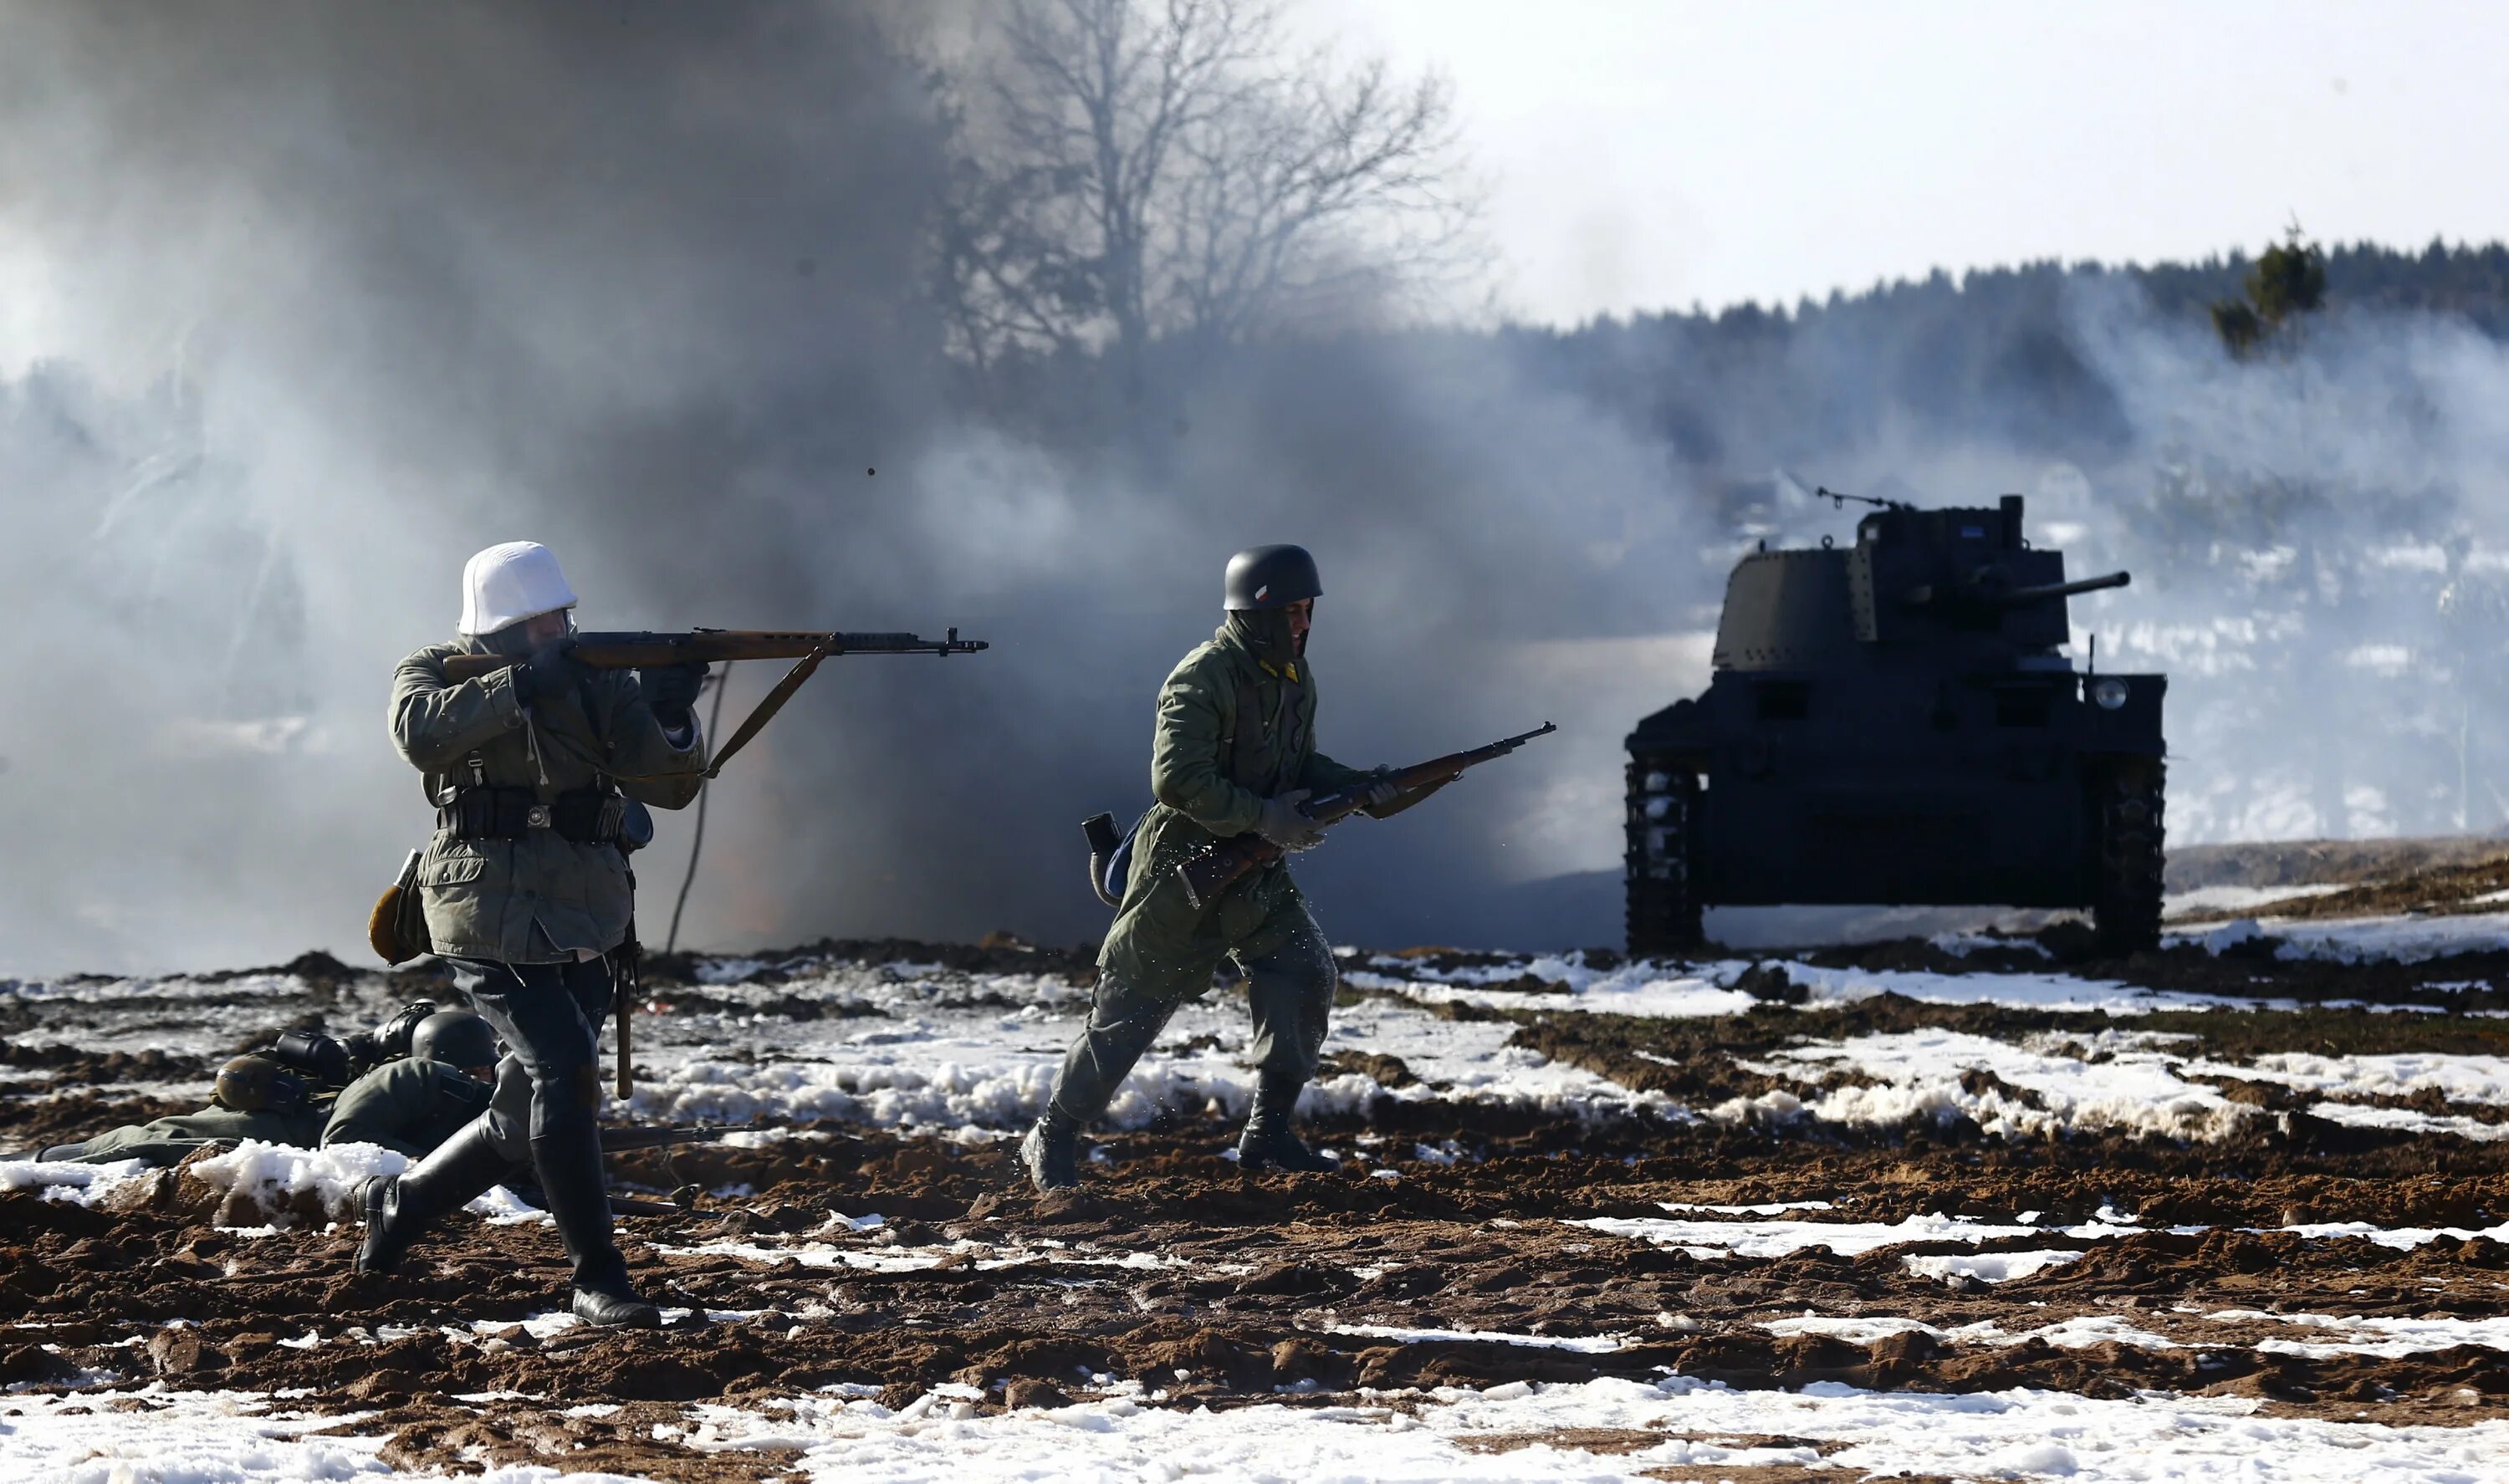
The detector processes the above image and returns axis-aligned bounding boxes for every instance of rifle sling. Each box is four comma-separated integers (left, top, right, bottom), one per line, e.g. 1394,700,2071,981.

706,644,830,779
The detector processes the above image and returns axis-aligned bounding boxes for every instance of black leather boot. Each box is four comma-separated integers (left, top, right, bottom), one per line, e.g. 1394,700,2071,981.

570,1287,662,1328
357,1119,515,1274
1238,1074,1337,1173
531,1124,661,1328
1019,1108,1082,1192
1025,972,1171,1193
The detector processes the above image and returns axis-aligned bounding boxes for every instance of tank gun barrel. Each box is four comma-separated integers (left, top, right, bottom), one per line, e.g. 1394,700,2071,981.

1992,570,2130,606
1903,569,2130,609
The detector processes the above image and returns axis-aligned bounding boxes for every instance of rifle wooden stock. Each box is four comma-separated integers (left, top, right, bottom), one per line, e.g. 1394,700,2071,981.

441,628,987,682
1173,722,1558,910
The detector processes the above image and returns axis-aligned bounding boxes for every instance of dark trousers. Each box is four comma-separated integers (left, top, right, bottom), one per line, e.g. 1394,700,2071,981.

443,953,631,1294
1050,909,1337,1125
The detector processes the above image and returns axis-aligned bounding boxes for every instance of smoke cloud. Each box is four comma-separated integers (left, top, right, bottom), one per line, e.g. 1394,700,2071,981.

4,3,2507,974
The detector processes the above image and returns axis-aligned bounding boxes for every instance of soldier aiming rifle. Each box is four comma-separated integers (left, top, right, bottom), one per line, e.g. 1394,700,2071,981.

362,540,984,1328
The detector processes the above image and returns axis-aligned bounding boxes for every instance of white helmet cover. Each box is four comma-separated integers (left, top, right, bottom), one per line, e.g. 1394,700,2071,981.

457,541,579,636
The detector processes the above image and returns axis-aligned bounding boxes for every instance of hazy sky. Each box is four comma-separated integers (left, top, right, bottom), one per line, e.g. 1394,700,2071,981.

1318,0,2509,324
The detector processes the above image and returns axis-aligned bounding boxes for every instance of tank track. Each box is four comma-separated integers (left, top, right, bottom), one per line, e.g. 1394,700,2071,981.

1625,755,1704,956
2092,757,2166,955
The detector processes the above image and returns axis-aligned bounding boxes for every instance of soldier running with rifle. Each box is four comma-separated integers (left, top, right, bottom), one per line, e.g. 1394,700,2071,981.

1025,544,1552,1192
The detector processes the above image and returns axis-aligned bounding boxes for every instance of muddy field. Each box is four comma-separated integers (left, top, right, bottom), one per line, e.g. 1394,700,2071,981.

10,868,2509,1479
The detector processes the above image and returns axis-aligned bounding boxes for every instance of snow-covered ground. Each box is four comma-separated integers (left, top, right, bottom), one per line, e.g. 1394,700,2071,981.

8,1376,2505,1484
9,907,2509,1482
8,926,2508,1149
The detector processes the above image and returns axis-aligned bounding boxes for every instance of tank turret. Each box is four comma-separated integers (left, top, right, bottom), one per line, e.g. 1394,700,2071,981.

1626,492,2167,956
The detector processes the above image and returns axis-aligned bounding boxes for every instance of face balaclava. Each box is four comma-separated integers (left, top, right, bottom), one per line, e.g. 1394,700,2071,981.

1226,606,1304,672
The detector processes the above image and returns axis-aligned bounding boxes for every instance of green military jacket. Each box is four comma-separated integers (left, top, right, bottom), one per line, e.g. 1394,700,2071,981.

1099,624,1370,992
321,1058,493,1159
65,1105,328,1167
391,640,708,962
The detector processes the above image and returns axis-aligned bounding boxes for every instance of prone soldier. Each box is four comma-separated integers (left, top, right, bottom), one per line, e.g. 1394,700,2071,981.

18,1009,502,1167
357,541,708,1328
321,1009,500,1159
1022,546,1438,1191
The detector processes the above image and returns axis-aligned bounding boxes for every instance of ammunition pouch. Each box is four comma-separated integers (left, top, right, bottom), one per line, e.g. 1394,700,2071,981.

438,786,637,847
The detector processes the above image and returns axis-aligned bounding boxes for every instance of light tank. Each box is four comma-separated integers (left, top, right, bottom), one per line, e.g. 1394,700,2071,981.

1624,492,2166,955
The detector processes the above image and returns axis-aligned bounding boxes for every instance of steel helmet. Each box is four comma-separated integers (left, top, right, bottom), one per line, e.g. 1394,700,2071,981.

410,1010,499,1070
1223,545,1321,611
212,1053,310,1114
457,541,579,636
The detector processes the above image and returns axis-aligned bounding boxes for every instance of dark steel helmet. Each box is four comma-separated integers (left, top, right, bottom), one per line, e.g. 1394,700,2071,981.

213,1053,309,1114
411,1010,498,1070
373,999,439,1061
1224,545,1321,611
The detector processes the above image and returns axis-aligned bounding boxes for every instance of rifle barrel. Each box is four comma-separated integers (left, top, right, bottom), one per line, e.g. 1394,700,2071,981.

441,629,987,682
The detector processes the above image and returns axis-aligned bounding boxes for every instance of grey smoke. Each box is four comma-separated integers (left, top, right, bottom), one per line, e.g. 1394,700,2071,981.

4,3,2509,975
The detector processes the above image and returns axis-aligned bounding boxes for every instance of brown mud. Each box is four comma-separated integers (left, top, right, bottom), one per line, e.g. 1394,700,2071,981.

13,911,2509,1477
2165,834,2509,894
5,1116,2509,1478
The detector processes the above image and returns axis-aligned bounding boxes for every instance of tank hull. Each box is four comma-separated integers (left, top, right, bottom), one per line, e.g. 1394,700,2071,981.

1629,665,2164,910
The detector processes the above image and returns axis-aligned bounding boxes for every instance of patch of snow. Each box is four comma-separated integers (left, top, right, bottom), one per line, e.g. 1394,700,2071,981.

2259,911,2509,964
1571,1210,2153,1260
647,1374,2509,1483
1321,1323,1632,1354
2206,1309,2509,1358
1730,961,2272,1017
2271,1219,2509,1250
187,1140,407,1216
0,1390,394,1480
629,992,1682,1135
2164,884,2348,918
2190,918,2266,954
0,1156,151,1206
1345,965,1757,1019
2298,1103,2509,1141
1767,1312,2179,1351
1903,1250,2085,1284
1717,1028,2251,1142
2185,1050,2509,1107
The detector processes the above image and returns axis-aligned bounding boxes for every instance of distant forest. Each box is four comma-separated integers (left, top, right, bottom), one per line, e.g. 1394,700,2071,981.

1501,239,2509,480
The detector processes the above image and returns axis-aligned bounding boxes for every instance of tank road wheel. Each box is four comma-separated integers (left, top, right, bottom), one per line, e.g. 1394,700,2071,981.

1626,757,1704,957
2092,757,2165,956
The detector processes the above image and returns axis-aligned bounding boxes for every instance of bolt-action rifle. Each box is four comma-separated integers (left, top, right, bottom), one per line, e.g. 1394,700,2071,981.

442,628,988,779
1174,722,1559,910
599,1124,730,1155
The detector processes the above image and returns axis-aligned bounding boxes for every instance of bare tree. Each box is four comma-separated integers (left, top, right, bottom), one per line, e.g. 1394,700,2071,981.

931,0,1479,393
